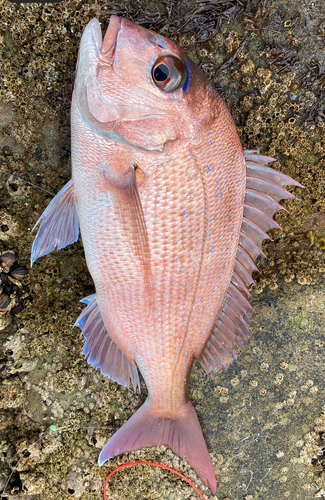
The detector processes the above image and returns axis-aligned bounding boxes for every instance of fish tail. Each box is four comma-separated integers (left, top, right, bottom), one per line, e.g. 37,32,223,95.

98,398,217,494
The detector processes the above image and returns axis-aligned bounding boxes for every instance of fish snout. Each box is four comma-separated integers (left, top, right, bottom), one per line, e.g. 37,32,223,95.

99,15,121,65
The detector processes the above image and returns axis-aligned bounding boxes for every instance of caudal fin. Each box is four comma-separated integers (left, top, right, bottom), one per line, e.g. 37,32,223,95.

98,399,217,494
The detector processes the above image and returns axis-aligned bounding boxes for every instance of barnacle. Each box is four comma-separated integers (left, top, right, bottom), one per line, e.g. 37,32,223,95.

1,0,325,499
308,231,315,246
317,237,325,251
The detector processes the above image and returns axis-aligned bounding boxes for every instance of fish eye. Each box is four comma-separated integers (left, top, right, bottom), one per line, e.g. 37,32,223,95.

152,56,187,93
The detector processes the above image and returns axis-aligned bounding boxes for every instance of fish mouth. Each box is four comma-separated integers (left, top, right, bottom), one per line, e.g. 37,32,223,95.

98,15,121,64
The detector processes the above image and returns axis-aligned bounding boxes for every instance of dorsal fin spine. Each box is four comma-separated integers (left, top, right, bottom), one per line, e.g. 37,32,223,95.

197,150,302,377
239,232,267,260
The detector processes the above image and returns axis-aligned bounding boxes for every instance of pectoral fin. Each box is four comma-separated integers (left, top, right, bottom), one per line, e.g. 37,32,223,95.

31,180,79,265
104,167,153,311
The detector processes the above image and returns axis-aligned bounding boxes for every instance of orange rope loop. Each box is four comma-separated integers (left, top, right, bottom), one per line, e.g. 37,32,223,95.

103,461,207,500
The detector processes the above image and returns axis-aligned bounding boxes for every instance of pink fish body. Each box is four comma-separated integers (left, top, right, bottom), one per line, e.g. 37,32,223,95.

31,16,302,493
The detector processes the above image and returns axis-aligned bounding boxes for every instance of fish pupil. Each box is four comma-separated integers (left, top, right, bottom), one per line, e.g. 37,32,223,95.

154,64,169,82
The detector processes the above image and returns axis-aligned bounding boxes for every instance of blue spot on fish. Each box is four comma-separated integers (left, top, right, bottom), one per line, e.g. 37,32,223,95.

157,37,166,48
182,60,191,92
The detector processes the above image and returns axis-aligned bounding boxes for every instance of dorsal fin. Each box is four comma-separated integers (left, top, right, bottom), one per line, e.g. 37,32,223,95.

198,151,303,377
75,294,140,392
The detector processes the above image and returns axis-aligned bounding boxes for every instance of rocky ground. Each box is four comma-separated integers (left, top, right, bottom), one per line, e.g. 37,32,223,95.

1,0,325,498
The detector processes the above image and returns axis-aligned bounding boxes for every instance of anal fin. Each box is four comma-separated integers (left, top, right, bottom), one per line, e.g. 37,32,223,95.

75,294,140,392
31,180,79,265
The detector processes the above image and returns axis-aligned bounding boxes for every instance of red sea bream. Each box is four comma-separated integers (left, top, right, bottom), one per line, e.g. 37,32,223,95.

31,16,302,493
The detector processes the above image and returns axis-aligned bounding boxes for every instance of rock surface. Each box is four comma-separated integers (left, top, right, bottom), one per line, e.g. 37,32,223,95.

1,0,325,499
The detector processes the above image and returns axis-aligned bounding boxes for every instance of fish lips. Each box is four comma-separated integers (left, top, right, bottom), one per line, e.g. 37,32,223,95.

76,16,121,72
81,16,125,67
75,18,102,79
98,15,121,65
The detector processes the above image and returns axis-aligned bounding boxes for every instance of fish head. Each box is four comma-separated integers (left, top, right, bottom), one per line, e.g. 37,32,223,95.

74,16,215,152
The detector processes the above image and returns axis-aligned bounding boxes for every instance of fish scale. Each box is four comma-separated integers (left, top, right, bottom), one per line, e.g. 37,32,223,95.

137,148,206,400
31,16,303,494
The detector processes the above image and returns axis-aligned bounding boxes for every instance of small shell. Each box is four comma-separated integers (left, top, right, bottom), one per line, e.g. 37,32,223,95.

0,294,11,310
11,268,28,280
0,272,8,284
0,252,17,268
11,302,23,314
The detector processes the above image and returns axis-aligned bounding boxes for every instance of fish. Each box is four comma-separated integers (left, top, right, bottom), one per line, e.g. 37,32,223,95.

31,15,302,494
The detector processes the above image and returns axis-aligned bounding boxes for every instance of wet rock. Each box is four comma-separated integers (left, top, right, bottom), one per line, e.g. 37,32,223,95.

0,1,325,500
89,478,103,494
87,421,109,449
0,377,24,409
3,335,36,374
20,473,46,494
6,174,24,198
64,471,86,498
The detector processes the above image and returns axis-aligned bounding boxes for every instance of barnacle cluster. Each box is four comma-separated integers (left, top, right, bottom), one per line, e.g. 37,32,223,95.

0,0,325,499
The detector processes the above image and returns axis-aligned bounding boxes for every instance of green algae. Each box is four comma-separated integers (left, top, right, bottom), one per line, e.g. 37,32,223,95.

0,0,325,498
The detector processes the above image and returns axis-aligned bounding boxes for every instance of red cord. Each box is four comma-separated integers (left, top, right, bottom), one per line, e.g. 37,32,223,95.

103,461,207,500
